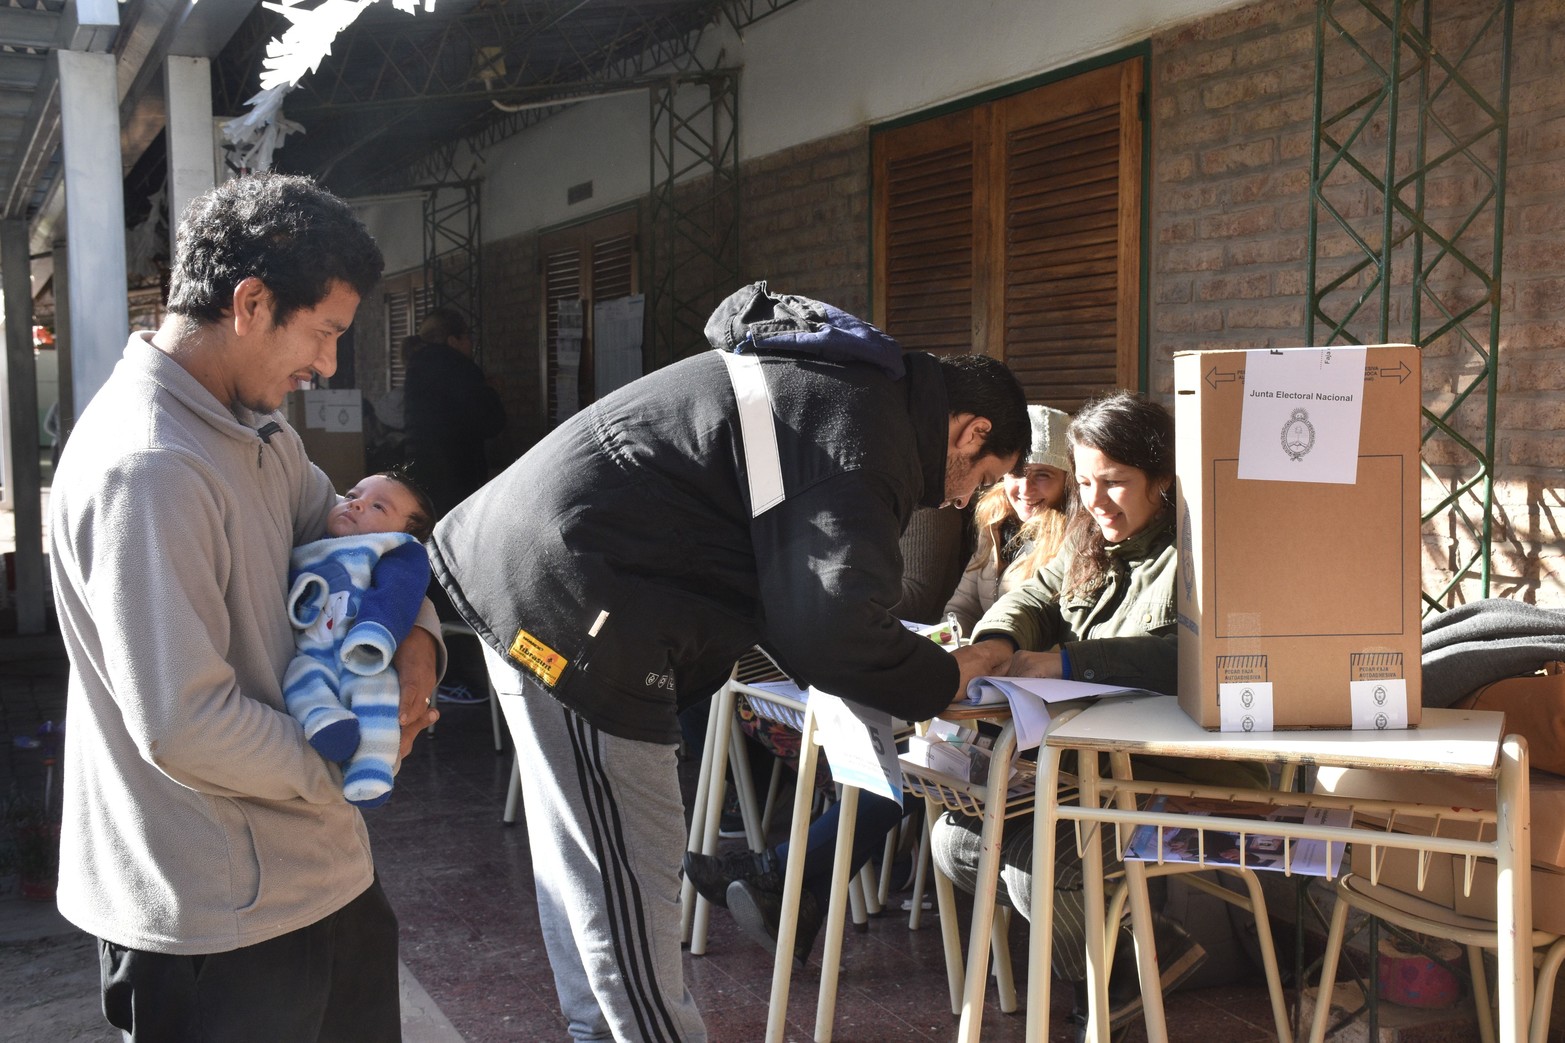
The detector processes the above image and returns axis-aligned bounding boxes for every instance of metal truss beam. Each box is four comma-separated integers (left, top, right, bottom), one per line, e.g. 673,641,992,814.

421,173,482,364
1307,0,1513,610
648,69,739,371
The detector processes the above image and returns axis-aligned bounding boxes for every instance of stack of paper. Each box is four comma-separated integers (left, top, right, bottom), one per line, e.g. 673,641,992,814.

963,676,1160,751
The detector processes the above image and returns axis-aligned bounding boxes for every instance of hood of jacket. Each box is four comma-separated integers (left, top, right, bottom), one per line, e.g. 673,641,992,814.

704,280,905,379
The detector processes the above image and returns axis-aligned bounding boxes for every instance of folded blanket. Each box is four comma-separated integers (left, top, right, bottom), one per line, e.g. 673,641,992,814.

1422,599,1565,707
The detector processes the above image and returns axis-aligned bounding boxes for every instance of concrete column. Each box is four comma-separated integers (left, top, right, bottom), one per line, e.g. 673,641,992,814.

164,56,215,247
2,218,45,634
52,236,73,446
57,49,128,415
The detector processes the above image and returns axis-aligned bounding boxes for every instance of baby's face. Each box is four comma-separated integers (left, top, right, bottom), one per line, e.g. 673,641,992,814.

326,475,418,538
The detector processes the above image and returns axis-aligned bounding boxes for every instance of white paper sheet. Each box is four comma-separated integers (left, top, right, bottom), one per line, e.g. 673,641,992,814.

809,688,903,806
963,677,1154,751
1350,678,1409,730
1220,680,1275,732
593,294,645,398
554,299,583,424
1237,346,1367,484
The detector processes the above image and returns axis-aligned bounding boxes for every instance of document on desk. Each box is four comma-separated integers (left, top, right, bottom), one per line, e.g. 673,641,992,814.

809,688,903,807
1122,795,1352,877
963,677,1159,752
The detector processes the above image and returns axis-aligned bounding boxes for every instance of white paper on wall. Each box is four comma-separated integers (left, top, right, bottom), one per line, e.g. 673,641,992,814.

593,294,645,398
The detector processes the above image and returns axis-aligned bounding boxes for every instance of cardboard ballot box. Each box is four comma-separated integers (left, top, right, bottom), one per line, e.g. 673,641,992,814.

1173,345,1422,730
284,388,365,494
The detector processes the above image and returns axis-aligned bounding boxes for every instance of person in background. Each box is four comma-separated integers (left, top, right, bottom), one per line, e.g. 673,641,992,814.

402,306,507,519
430,281,1029,1042
49,173,443,1042
943,403,1073,635
893,504,973,624
939,390,1268,1039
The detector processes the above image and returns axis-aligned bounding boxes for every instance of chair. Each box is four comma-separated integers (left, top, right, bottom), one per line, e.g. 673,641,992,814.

681,648,789,954
429,620,516,824
1308,872,1564,1043
429,619,505,753
900,715,1032,1034
681,652,886,957
762,689,906,1043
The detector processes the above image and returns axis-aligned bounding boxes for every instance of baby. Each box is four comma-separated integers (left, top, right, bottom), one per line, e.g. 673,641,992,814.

283,470,434,807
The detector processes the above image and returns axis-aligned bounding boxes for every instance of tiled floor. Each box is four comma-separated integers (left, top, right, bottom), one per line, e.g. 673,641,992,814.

373,694,1290,1042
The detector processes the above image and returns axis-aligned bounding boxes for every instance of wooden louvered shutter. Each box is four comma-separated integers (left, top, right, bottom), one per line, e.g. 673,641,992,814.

384,278,433,390
592,233,635,301
992,61,1143,410
873,58,1143,411
543,248,583,425
874,109,975,354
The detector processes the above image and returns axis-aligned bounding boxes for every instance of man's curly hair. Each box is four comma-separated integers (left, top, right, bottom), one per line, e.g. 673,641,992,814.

167,173,384,327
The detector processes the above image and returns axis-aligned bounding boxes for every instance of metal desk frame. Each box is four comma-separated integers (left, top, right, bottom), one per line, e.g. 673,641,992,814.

1030,695,1528,1043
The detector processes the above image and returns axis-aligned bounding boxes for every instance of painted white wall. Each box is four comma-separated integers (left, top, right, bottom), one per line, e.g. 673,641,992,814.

470,0,1256,242
353,193,426,276
483,91,649,242
733,0,1255,159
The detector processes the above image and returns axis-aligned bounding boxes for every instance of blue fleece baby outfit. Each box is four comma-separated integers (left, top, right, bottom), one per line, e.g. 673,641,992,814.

283,531,430,807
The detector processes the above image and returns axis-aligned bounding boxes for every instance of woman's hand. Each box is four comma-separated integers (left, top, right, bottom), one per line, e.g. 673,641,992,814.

1008,650,1064,680
950,638,1016,705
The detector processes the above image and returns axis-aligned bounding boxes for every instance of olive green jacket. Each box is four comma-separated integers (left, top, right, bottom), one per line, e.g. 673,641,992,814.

973,513,1178,692
973,514,1267,789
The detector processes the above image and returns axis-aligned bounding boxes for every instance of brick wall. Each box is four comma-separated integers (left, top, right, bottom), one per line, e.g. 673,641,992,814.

465,0,1565,605
736,127,872,317
480,230,543,457
1151,0,1565,606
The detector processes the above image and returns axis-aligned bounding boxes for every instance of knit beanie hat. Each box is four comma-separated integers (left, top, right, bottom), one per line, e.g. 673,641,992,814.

1025,405,1072,471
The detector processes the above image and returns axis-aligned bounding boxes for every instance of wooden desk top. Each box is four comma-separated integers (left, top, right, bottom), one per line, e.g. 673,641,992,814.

1047,694,1505,778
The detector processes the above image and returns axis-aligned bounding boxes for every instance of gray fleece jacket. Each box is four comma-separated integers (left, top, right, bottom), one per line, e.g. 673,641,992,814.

49,332,439,954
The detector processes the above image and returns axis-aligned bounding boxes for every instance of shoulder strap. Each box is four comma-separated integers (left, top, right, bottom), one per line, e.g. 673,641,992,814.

715,349,785,517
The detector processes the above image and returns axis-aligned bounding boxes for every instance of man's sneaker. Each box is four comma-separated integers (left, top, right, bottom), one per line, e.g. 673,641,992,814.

727,879,822,968
1104,913,1208,1032
435,681,489,705
682,847,780,909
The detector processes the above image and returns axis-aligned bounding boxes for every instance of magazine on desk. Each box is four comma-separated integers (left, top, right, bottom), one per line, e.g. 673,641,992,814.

962,676,1159,751
1121,796,1353,878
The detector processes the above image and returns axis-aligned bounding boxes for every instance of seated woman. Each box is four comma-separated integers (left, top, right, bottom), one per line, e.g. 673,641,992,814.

944,404,1072,634
940,391,1267,1037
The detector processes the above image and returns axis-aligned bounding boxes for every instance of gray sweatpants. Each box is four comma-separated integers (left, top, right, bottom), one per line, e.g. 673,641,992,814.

488,649,705,1042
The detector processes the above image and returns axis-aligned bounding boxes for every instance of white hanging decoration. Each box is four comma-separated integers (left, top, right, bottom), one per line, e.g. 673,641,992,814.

222,0,435,172
221,84,307,174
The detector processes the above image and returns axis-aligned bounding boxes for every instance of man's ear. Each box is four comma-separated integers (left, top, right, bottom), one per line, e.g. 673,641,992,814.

231,277,271,335
948,413,993,454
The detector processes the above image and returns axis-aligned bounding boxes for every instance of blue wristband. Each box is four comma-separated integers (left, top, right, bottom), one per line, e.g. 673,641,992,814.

1059,646,1072,679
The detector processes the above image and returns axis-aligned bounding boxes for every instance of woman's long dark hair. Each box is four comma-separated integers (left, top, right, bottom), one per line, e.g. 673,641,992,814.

1059,391,1175,599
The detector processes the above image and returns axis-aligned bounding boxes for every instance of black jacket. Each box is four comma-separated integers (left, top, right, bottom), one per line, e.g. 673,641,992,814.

403,342,507,517
429,284,961,743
